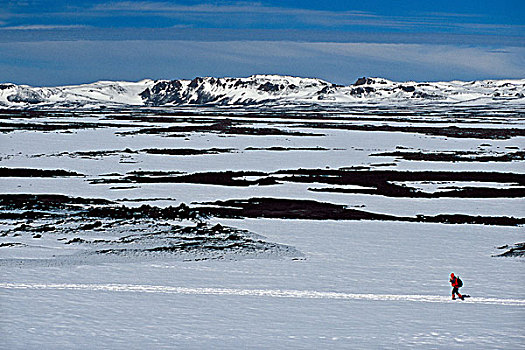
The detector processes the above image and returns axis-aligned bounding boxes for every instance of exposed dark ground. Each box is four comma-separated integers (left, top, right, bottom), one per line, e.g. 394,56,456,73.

493,242,525,257
371,150,525,162
0,194,299,262
1,107,524,260
91,168,525,199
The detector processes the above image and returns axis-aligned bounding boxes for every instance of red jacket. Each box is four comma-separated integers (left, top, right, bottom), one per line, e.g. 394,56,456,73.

450,277,459,287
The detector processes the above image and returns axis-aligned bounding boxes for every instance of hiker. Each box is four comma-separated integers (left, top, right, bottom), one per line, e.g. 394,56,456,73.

449,273,464,300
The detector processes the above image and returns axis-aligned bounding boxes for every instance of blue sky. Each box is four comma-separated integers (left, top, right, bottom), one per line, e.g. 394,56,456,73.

1,0,524,85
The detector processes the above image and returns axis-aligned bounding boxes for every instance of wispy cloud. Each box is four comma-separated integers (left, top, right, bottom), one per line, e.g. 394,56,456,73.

1,40,523,86
0,24,89,30
5,1,521,35
92,1,375,17
422,12,485,19
86,1,390,31
85,1,446,30
85,1,522,34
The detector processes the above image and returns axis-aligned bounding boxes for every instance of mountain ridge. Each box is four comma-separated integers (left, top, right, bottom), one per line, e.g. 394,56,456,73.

1,75,524,108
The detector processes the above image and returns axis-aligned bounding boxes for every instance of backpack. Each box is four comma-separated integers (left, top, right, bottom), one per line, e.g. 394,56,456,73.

456,276,463,288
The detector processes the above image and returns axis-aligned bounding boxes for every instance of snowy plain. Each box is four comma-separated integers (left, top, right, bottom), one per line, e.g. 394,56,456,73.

1,94,524,348
1,220,524,349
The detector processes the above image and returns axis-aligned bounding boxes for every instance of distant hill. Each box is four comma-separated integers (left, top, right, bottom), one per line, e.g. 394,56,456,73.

1,75,524,108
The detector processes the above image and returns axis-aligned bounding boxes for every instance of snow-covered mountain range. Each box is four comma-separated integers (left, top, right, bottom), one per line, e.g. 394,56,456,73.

1,75,524,108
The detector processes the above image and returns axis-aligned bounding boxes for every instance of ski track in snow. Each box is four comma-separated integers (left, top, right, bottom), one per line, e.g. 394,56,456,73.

1,282,524,306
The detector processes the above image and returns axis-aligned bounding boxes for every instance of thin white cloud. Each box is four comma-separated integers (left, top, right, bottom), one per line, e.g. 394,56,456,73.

89,1,420,30
422,12,485,19
1,24,89,30
92,1,375,17
86,1,523,33
2,1,522,36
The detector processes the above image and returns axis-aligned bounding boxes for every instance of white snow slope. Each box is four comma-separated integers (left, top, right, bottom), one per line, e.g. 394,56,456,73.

1,75,524,108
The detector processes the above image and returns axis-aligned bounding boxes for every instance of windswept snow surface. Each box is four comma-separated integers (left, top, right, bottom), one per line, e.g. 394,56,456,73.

1,221,524,349
2,282,524,306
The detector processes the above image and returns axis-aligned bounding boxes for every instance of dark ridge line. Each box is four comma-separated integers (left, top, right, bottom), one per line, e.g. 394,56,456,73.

273,168,525,184
91,170,277,187
141,148,237,156
308,187,525,199
196,197,524,227
286,123,525,140
117,119,324,137
1,194,521,227
371,150,525,162
0,168,84,177
115,197,176,202
244,146,332,151
126,170,185,176
33,148,237,159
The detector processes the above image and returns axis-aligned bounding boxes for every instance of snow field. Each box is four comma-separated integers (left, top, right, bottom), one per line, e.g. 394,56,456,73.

1,220,523,349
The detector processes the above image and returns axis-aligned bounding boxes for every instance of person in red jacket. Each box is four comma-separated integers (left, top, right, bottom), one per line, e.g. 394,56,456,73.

449,273,464,300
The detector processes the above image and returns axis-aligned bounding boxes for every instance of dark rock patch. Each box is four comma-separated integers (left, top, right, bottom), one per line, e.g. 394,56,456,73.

371,150,525,162
354,77,376,86
94,223,284,257
65,237,89,244
93,170,278,187
73,148,137,157
119,119,323,137
400,85,416,92
33,224,56,233
350,86,375,95
0,194,113,211
7,91,44,104
79,221,103,230
0,198,301,262
0,242,25,248
244,146,330,151
116,197,175,203
82,203,201,220
0,84,15,90
62,148,237,158
197,197,524,226
0,168,83,177
141,148,236,156
197,198,393,221
258,82,282,92
292,123,525,140
493,242,525,257
309,186,525,199
109,186,140,190
126,170,184,176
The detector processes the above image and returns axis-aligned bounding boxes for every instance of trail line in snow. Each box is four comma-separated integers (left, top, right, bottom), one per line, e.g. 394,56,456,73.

1,282,524,306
